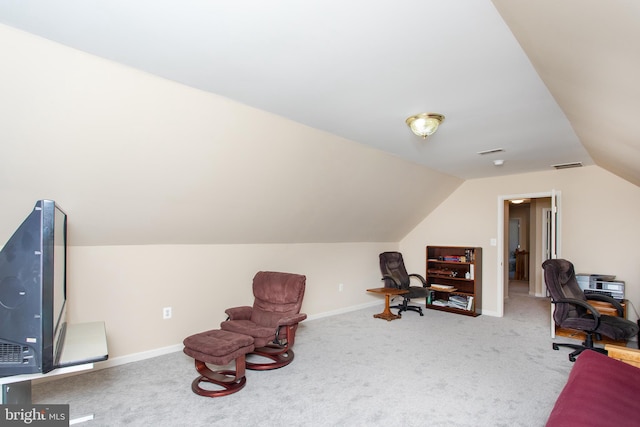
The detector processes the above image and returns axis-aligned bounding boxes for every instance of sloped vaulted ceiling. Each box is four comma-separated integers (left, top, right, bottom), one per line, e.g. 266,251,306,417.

492,0,640,187
0,24,462,245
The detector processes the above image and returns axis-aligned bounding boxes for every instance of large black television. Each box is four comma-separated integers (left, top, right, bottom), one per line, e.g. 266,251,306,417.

0,200,68,377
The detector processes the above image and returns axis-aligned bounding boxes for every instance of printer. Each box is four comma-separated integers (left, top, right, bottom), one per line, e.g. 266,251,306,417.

576,274,625,301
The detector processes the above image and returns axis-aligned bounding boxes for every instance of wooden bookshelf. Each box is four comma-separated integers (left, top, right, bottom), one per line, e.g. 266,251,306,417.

425,246,482,317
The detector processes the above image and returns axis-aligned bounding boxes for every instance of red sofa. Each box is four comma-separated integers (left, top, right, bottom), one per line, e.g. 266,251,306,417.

546,349,640,426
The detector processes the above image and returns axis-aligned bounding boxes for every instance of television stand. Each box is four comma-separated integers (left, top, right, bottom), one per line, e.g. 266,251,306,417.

1,321,108,413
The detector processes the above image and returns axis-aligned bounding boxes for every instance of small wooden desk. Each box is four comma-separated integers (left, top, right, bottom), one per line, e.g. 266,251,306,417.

366,288,408,321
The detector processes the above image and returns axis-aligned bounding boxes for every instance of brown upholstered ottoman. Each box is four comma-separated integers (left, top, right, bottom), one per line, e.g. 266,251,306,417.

183,329,255,397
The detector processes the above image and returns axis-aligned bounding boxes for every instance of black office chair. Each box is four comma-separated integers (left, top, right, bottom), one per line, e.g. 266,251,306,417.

379,252,428,316
542,259,639,362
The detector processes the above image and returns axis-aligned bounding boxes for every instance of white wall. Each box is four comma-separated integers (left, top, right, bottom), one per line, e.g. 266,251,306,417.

401,166,640,319
67,242,398,358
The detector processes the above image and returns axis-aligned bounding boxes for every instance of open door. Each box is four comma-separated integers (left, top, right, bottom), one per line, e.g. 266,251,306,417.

549,190,561,337
550,189,561,260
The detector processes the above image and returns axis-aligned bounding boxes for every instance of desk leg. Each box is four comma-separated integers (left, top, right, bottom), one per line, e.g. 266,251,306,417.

373,294,402,321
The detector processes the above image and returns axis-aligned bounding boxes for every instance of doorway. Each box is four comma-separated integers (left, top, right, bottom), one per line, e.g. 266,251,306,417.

496,191,561,317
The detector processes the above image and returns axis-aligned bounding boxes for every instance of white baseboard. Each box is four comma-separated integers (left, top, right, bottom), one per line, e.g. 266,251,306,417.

42,302,384,378
98,343,184,370
480,309,500,317
305,301,381,321
31,344,184,383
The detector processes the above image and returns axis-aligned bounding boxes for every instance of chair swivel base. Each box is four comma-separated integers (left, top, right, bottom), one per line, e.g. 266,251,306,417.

552,333,607,362
191,358,247,397
246,345,295,371
391,302,424,316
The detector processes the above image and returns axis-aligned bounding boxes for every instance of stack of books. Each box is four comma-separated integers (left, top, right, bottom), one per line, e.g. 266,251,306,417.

447,295,474,311
447,295,468,310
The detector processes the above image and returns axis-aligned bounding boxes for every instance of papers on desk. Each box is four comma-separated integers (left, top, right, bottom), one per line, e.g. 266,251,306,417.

430,284,456,291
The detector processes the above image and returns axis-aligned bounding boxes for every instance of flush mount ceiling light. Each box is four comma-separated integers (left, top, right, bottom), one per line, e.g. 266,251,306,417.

405,113,445,139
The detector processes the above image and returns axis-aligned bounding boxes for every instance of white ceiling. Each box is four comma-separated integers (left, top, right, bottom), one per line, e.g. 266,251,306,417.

4,0,634,184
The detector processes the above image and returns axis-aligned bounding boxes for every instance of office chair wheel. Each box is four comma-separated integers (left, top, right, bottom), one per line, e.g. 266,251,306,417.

552,343,559,351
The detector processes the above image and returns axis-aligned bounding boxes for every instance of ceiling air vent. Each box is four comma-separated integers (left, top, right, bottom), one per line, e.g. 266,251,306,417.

477,148,504,155
552,162,583,170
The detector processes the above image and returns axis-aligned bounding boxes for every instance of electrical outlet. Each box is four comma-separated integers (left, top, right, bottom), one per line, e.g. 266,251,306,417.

338,283,344,292
163,307,172,319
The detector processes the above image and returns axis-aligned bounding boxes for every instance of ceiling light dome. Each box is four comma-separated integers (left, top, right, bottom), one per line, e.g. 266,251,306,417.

406,113,445,139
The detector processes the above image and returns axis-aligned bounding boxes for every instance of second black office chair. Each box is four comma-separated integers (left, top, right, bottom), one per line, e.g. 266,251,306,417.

542,258,639,362
379,252,428,316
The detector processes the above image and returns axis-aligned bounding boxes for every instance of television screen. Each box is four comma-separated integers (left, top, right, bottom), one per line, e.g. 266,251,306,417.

0,200,68,376
51,202,68,366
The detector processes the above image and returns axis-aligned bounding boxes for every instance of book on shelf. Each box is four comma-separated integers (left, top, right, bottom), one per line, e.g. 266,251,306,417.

464,249,474,262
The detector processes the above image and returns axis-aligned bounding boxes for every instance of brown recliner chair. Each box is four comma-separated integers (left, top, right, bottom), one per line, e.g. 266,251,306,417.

542,259,639,362
220,271,307,370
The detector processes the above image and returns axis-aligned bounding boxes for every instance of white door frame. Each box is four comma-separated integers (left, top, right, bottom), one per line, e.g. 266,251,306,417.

496,190,562,317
